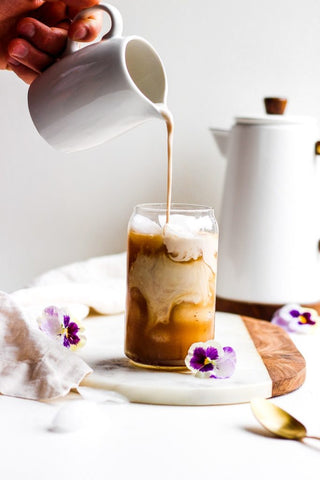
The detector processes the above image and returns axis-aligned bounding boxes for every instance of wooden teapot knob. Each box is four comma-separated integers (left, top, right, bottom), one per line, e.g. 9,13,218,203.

264,97,287,115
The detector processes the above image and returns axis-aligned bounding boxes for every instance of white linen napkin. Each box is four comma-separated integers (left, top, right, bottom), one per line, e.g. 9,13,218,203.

0,252,127,401
0,291,92,400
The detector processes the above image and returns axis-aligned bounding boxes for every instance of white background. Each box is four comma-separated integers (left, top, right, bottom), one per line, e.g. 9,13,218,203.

1,0,320,291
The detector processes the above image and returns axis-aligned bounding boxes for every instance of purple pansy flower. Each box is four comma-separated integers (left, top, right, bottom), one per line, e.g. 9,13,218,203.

271,304,319,334
185,340,236,379
37,306,86,350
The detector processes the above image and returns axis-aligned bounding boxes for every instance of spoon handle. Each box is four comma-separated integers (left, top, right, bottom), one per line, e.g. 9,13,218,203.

305,435,320,441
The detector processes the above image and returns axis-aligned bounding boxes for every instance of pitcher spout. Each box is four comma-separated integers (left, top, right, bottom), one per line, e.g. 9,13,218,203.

209,128,230,158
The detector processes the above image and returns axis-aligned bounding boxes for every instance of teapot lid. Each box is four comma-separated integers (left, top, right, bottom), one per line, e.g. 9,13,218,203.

235,115,318,126
235,97,318,126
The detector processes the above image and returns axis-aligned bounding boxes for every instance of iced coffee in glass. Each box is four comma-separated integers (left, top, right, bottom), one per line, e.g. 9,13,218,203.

125,203,218,368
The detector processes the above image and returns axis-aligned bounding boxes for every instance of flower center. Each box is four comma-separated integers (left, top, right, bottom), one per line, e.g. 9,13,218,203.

299,315,307,324
60,326,69,337
204,357,215,366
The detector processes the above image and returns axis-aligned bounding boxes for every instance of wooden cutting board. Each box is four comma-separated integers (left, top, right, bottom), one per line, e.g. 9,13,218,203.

241,316,306,397
80,312,306,405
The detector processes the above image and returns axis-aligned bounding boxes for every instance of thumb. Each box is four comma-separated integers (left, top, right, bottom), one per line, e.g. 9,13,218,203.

68,8,103,42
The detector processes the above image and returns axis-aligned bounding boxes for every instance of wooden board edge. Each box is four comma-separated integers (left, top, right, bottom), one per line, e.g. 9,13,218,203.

242,315,306,397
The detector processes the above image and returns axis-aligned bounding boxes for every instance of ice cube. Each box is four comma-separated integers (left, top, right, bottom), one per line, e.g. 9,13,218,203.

130,214,162,235
160,214,198,233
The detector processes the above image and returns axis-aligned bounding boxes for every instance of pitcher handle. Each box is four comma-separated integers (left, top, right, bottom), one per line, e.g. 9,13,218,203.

63,3,124,57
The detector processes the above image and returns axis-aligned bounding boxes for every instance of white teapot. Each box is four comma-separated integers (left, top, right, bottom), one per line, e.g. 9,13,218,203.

28,4,167,153
211,98,320,311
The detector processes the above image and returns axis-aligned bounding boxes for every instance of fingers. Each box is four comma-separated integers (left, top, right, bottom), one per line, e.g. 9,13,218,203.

8,38,54,73
7,17,68,79
31,2,102,43
6,0,102,85
17,18,68,55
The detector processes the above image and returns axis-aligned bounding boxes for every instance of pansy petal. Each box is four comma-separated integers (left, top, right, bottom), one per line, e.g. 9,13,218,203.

70,335,87,351
68,322,80,335
300,312,315,325
199,363,214,373
191,346,206,357
38,316,61,337
185,345,207,371
303,307,319,317
210,347,237,379
203,340,223,353
194,368,214,379
44,305,65,323
186,342,207,353
271,315,288,328
205,346,219,361
43,306,59,317
63,315,70,328
190,358,206,370
68,333,81,345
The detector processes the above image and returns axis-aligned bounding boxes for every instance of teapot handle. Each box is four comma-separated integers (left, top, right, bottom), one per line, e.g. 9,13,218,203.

63,3,124,57
316,143,320,256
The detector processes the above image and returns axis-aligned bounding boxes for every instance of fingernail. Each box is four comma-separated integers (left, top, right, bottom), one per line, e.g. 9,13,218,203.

73,26,87,40
8,58,20,66
11,43,28,58
19,22,36,38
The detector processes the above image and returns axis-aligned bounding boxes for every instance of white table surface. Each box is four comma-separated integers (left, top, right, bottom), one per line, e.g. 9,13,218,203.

1,313,320,480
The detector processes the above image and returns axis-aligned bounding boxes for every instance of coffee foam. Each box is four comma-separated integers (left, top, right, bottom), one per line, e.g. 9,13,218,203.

163,224,218,273
159,214,213,233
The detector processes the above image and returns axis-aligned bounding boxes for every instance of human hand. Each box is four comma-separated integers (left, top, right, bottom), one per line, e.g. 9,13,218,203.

0,1,102,84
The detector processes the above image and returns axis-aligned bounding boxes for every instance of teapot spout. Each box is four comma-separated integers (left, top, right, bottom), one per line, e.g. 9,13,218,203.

209,128,230,158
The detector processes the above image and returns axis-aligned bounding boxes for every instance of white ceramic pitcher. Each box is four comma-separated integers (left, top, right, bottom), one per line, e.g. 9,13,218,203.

211,98,320,305
28,3,167,153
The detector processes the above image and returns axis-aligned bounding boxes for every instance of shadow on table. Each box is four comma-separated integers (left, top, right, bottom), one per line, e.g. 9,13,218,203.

90,357,132,371
244,426,320,452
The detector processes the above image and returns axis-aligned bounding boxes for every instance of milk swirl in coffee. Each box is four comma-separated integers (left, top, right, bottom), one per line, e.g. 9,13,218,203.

125,106,218,367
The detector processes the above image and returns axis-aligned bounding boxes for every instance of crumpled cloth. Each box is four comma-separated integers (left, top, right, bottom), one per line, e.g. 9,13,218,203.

0,252,126,401
0,292,92,400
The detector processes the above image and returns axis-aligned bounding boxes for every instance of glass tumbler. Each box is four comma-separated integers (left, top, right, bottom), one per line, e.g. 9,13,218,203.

125,203,219,368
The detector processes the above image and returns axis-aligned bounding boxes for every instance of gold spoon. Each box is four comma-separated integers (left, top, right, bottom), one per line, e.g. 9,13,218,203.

251,397,320,441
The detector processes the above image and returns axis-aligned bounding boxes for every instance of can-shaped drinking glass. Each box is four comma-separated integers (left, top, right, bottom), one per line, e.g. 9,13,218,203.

125,203,219,367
